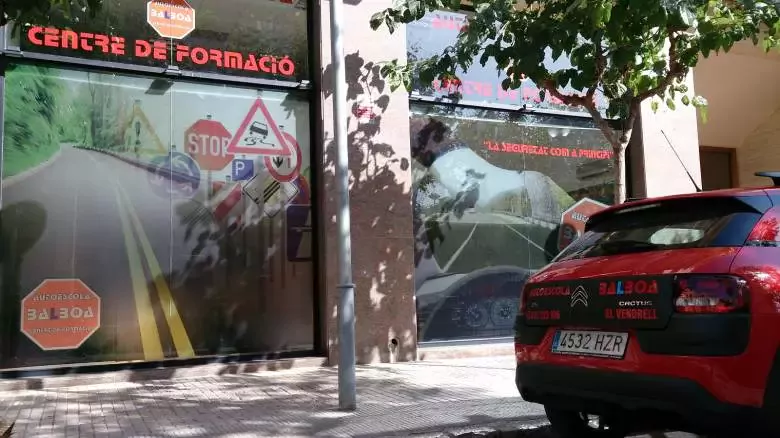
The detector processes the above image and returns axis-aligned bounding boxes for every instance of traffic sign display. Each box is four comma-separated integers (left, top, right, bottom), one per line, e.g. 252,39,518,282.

147,0,196,39
242,173,299,217
290,174,311,205
231,159,254,181
21,279,101,351
148,152,201,199
286,204,312,262
558,197,609,251
265,132,302,182
185,118,234,171
226,97,293,156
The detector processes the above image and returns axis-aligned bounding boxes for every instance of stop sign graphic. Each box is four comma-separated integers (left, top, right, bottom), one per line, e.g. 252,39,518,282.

147,0,196,40
185,119,234,171
557,198,609,251
21,279,101,351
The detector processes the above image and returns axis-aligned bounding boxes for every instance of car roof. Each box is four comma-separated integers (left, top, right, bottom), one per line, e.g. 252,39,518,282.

595,186,779,218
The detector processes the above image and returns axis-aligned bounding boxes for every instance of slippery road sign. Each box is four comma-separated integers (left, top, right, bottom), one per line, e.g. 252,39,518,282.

226,97,293,157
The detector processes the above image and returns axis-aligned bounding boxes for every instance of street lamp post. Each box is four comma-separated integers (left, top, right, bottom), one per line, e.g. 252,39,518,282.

328,0,357,411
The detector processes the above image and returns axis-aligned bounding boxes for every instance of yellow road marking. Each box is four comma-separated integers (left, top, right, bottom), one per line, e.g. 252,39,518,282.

117,186,195,358
115,186,164,360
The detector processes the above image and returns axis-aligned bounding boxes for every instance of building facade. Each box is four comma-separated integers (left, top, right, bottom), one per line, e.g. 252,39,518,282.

0,0,703,374
694,40,780,191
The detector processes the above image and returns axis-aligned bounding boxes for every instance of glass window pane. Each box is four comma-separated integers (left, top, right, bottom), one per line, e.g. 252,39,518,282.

406,10,608,115
410,102,614,342
0,63,313,369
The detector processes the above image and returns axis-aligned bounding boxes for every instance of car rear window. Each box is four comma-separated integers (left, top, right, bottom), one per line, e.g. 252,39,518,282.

553,197,765,262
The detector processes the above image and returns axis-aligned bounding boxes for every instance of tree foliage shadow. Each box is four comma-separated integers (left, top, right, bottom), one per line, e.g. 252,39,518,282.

316,50,417,364
0,366,547,437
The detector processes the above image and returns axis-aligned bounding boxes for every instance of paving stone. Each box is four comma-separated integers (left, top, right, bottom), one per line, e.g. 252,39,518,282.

0,356,548,437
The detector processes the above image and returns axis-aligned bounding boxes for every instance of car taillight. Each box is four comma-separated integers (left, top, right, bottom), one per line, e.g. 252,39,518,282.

673,275,748,314
746,206,780,247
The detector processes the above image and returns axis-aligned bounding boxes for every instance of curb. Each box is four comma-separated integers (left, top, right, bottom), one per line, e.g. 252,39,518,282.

397,417,551,438
2,146,64,189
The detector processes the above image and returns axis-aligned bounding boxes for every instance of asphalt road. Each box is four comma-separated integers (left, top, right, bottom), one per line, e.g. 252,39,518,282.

427,211,557,274
414,211,558,343
0,145,268,369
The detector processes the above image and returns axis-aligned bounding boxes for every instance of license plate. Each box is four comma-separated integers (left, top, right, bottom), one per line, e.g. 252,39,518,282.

551,330,628,359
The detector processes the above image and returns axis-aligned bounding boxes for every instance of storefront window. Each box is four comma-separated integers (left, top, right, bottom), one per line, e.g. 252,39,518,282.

0,63,314,369
408,9,616,343
9,0,309,82
411,104,614,343
407,10,608,115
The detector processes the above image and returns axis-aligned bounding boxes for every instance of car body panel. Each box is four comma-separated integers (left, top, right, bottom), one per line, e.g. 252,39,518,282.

515,188,780,420
531,247,742,284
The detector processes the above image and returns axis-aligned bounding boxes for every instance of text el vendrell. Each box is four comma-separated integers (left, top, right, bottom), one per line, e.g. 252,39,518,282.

26,26,296,77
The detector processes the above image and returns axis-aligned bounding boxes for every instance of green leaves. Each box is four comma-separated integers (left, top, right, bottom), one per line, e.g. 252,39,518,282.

4,0,103,28
379,60,413,92
592,1,613,28
692,95,709,123
371,0,780,144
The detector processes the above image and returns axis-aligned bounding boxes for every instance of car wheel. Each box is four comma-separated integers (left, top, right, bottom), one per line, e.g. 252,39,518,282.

544,406,627,438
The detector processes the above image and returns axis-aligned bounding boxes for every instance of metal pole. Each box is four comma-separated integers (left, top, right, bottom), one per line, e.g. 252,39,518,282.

329,0,357,411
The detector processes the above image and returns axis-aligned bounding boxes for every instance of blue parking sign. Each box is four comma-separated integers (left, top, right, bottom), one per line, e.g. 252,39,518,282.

231,159,254,181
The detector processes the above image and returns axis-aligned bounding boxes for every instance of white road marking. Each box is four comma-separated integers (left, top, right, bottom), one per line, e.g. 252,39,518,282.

498,217,552,256
442,222,478,272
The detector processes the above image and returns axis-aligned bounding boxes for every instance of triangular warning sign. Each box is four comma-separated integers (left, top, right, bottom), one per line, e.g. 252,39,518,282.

226,97,292,156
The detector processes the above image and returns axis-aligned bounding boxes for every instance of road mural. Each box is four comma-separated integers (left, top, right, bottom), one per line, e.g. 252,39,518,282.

0,64,314,369
410,104,615,342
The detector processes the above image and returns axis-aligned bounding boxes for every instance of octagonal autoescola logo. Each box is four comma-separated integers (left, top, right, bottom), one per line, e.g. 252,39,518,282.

147,0,196,40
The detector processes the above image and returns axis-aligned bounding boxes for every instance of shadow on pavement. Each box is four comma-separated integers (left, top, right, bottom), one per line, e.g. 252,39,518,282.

0,365,543,437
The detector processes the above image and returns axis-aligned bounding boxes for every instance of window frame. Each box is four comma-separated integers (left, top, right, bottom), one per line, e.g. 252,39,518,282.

407,8,628,346
0,0,324,370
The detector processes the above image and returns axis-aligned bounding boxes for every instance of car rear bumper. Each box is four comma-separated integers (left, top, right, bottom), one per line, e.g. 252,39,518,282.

516,362,760,433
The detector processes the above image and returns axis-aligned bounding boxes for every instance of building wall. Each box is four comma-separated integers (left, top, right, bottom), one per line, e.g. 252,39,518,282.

634,74,703,198
314,6,705,365
318,0,417,365
737,106,780,187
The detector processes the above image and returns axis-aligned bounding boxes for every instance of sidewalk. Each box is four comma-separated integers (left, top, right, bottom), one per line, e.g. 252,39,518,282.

0,356,548,437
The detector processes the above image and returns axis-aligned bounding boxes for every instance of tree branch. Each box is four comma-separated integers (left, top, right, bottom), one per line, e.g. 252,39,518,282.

636,29,686,102
583,104,621,147
542,78,619,146
543,79,589,107
587,34,607,102
621,102,641,143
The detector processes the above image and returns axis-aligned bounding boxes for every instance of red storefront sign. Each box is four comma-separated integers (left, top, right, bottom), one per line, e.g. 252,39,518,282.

558,198,609,251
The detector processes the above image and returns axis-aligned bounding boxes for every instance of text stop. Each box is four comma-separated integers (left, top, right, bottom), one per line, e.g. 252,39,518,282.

187,133,230,157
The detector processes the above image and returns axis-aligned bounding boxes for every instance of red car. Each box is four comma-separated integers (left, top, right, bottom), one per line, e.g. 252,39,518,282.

515,172,780,437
